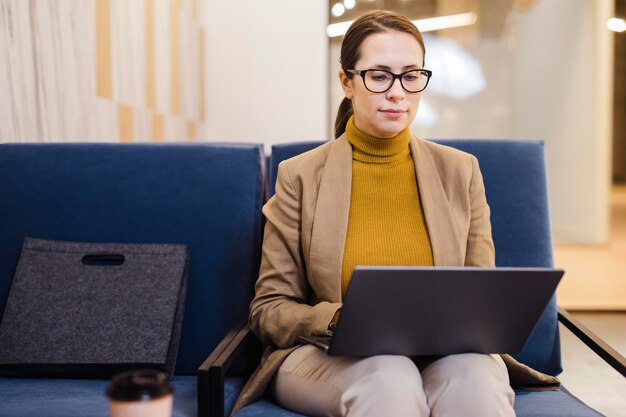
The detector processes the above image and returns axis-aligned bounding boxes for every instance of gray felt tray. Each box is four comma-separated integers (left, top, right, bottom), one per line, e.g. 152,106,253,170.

0,237,189,378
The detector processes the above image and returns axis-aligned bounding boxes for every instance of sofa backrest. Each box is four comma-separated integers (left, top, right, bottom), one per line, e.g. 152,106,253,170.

0,143,265,375
269,139,562,376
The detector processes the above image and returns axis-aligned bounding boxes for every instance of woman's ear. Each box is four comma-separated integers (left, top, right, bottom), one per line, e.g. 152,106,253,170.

339,69,353,100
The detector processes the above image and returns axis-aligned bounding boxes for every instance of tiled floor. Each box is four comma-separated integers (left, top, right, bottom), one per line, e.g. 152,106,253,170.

559,313,626,417
555,186,626,309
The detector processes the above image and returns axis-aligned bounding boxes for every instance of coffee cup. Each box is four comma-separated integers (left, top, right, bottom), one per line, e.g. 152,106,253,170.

107,369,173,417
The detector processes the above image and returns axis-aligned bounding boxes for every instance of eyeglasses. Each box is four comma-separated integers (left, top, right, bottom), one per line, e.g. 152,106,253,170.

346,68,433,93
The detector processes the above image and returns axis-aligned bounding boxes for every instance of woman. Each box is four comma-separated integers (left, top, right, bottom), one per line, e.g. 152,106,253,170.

231,10,558,417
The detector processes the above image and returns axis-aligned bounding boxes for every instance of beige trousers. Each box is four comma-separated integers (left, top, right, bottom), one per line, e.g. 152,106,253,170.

271,345,515,417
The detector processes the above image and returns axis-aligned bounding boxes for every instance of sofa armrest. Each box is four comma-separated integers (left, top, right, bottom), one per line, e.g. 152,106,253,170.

557,306,626,377
197,320,256,417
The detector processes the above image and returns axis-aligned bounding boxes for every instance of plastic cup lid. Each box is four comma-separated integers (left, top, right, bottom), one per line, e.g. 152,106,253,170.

106,369,172,401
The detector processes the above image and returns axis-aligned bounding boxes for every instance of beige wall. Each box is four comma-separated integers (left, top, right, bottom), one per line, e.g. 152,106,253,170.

0,0,206,142
202,0,329,151
0,0,329,150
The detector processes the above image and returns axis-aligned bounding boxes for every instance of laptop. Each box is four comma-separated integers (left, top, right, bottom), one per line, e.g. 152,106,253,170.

298,266,563,357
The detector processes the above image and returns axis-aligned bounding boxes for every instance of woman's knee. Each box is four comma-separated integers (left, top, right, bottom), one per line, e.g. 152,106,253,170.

340,356,429,417
422,354,515,416
348,356,426,401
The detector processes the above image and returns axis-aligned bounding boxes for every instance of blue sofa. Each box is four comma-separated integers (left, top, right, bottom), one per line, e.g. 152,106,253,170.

216,140,626,417
0,143,265,417
0,140,623,417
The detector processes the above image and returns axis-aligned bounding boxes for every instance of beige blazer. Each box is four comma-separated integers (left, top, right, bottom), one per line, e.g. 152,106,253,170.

230,134,559,415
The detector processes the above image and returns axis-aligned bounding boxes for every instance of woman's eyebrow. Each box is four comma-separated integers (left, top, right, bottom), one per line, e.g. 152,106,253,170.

370,64,422,70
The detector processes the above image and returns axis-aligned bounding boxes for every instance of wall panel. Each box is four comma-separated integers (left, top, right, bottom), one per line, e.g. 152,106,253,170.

0,0,206,142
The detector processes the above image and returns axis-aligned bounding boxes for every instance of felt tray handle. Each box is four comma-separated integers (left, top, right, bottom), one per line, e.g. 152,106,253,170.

81,253,125,266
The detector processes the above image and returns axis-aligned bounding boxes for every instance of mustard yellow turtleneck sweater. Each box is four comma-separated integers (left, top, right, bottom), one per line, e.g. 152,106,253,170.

341,116,434,297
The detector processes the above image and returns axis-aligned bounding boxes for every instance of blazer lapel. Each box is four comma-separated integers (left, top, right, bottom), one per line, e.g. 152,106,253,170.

308,135,352,302
410,137,464,266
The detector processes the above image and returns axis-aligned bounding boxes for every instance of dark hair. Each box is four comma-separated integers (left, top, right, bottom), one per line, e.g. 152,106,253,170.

334,10,426,138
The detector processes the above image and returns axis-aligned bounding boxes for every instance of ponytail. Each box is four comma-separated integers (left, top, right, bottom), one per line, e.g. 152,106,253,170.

334,97,353,138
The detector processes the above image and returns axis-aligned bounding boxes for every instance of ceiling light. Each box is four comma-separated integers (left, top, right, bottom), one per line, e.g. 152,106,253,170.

607,17,626,32
327,12,478,38
344,0,356,10
327,20,353,37
332,3,345,17
414,12,477,32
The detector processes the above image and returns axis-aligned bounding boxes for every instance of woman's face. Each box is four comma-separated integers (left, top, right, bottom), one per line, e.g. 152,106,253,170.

340,30,424,139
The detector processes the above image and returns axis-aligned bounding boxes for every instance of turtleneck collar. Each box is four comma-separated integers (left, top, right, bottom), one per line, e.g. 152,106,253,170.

345,115,411,163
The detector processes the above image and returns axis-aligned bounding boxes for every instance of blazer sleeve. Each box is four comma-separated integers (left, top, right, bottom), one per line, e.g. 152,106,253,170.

249,162,341,348
464,156,496,267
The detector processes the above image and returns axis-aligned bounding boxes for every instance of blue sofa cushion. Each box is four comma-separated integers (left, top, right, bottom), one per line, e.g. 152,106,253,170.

232,388,603,417
233,398,305,417
0,143,265,375
514,388,604,417
0,376,245,417
269,140,561,375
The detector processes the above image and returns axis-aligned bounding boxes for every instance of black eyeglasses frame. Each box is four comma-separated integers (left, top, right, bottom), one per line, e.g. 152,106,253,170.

345,68,433,93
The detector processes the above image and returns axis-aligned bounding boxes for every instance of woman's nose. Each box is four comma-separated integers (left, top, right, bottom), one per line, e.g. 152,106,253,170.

386,78,405,100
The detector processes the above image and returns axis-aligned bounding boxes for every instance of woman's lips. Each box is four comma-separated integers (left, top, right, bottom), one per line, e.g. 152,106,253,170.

380,109,407,119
